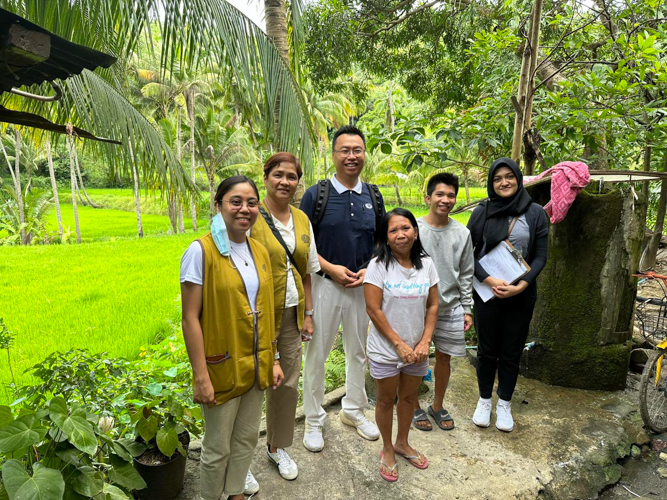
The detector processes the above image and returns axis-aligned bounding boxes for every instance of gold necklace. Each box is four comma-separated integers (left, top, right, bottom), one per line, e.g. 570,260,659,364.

230,244,249,267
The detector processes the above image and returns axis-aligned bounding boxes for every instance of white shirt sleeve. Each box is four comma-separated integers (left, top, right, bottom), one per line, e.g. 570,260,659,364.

363,257,385,289
306,221,321,274
180,241,203,285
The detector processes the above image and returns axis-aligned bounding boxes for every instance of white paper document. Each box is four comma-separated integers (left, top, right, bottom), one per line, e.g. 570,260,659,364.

472,241,529,303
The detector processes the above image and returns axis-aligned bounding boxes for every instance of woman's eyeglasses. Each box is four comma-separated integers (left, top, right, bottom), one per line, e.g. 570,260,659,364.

222,198,259,209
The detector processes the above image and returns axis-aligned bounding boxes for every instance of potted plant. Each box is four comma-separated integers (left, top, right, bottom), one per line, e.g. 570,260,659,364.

128,388,200,500
0,397,146,500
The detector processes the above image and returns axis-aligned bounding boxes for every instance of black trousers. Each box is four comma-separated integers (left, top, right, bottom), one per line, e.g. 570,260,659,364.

473,287,537,401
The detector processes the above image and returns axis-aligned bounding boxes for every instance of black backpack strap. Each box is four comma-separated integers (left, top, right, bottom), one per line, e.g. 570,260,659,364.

258,206,304,276
312,179,331,229
366,182,383,231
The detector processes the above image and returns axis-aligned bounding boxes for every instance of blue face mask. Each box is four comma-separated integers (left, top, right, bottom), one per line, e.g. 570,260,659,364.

210,213,231,256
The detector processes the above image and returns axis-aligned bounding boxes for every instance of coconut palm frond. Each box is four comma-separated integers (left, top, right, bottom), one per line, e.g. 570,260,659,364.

1,0,316,184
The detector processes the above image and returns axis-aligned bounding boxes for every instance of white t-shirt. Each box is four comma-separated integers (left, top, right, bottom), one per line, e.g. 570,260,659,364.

364,256,440,364
180,240,259,309
252,214,320,308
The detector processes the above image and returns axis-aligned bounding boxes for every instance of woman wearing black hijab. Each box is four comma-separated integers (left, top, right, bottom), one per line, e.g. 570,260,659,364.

466,158,548,432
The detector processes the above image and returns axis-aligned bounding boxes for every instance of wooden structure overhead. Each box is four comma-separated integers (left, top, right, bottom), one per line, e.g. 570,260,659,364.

0,8,116,92
0,8,119,144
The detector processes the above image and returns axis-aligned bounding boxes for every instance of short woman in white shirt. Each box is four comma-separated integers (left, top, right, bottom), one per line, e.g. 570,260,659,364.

364,208,440,482
245,153,320,489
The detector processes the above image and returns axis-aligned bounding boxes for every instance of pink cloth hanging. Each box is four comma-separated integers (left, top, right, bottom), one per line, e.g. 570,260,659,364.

532,161,590,224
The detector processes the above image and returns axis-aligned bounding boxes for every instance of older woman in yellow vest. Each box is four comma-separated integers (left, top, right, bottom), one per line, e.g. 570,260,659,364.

245,153,320,489
180,175,283,500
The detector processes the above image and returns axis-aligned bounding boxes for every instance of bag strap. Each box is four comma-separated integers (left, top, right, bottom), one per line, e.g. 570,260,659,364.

258,205,303,276
366,182,383,233
507,216,519,238
312,179,331,229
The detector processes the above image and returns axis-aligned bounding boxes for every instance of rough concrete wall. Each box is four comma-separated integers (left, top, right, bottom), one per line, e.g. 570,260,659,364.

520,185,643,390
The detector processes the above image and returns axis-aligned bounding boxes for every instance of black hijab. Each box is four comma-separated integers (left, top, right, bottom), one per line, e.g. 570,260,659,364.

468,157,533,256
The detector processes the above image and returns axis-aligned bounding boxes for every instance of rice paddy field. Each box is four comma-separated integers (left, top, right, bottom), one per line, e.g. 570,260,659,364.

0,231,205,402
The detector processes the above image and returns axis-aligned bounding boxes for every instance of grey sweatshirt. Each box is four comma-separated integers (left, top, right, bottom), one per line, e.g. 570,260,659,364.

417,217,474,315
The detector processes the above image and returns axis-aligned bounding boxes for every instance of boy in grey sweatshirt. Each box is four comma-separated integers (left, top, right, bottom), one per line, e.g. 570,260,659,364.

413,173,474,431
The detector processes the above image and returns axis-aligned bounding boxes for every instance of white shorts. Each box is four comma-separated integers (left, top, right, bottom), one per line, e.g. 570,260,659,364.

433,304,466,357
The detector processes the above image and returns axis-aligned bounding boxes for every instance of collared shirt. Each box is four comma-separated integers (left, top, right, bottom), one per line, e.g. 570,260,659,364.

267,213,320,307
300,175,385,273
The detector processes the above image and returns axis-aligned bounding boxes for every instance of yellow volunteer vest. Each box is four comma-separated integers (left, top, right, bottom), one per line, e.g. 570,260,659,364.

251,202,310,333
197,233,275,405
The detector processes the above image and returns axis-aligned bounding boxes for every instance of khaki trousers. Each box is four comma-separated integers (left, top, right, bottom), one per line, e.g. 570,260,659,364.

199,384,263,499
303,274,369,426
266,306,301,449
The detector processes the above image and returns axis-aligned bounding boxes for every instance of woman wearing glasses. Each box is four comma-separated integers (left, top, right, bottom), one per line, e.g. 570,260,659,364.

467,158,548,433
244,153,320,490
180,176,283,500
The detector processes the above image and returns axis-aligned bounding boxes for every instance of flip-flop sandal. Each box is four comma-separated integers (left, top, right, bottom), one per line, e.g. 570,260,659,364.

428,405,455,430
395,449,429,470
412,409,432,431
379,451,398,482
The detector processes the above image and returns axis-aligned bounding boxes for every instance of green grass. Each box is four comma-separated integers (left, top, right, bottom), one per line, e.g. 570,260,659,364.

0,231,207,403
46,204,208,242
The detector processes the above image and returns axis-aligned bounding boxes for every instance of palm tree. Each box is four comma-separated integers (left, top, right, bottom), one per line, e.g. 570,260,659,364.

0,0,316,197
194,107,260,215
44,139,64,239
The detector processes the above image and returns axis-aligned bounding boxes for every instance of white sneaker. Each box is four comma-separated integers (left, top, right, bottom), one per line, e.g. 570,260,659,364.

339,411,380,441
244,470,259,495
303,422,324,452
472,397,492,428
267,446,298,480
495,400,514,432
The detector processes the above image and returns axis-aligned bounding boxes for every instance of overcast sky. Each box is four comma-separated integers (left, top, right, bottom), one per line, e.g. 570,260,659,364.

228,0,265,30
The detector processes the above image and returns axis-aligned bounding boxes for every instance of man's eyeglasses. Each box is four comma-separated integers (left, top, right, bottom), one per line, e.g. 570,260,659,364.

334,148,365,157
222,198,259,209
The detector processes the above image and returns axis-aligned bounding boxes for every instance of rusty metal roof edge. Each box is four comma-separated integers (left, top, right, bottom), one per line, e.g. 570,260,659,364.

450,169,667,215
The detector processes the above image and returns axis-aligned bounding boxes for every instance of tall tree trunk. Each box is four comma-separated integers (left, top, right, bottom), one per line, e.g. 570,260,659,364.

206,162,216,217
128,138,143,238
386,81,395,132
393,184,402,206
45,139,63,239
463,167,471,204
72,142,98,208
644,153,667,269
66,132,81,244
188,96,197,232
13,129,27,245
511,0,544,170
265,0,289,146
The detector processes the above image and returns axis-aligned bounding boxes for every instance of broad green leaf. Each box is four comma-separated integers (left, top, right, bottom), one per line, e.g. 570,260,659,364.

380,142,392,154
71,466,103,497
117,439,146,458
163,367,178,378
101,484,132,500
0,414,47,453
108,456,146,491
156,427,179,458
2,461,65,500
0,406,13,428
49,399,97,455
146,383,162,396
136,416,157,443
111,442,132,462
56,447,83,466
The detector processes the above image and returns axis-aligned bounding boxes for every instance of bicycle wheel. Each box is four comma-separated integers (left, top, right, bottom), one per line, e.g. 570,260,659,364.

639,349,667,433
